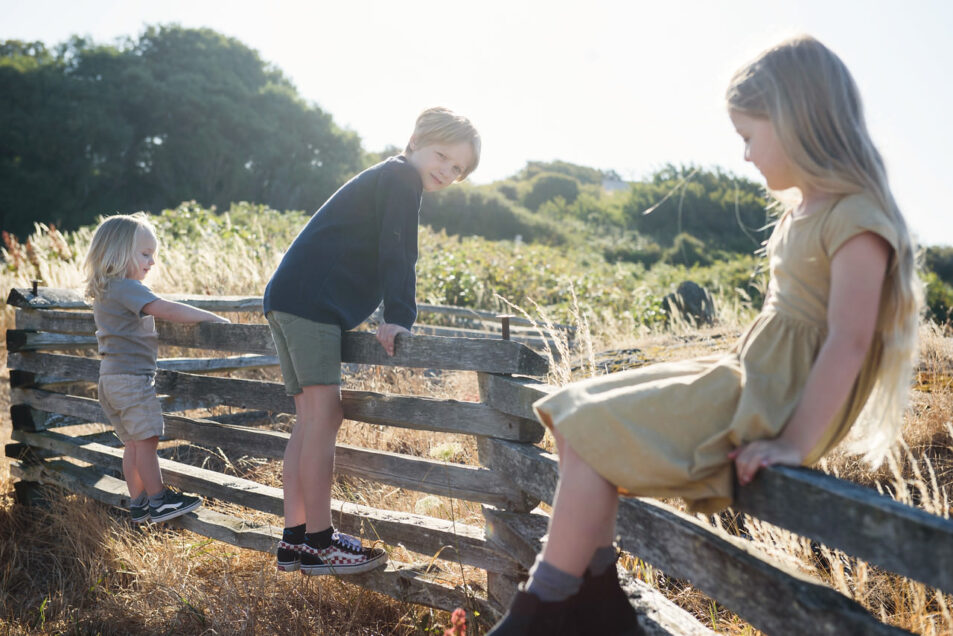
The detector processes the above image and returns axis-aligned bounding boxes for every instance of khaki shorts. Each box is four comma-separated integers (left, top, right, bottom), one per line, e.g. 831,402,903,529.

266,311,342,394
98,373,164,443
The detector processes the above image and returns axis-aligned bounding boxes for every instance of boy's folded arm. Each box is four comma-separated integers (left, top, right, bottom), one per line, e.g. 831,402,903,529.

142,298,230,324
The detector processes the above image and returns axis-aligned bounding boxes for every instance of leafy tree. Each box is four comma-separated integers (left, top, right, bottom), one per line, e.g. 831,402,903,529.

922,270,953,324
924,246,953,287
364,145,403,168
0,27,363,237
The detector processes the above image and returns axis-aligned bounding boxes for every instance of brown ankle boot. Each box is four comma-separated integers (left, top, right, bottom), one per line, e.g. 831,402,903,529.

487,589,578,635
574,565,644,635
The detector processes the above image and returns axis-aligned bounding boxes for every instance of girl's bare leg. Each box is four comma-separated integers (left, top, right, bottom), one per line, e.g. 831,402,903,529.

540,429,619,576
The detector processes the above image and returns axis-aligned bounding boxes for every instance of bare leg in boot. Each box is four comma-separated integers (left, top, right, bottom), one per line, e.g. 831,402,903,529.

488,432,621,635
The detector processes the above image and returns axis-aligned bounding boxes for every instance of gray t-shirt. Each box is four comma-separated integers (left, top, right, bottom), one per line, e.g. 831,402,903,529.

93,278,160,376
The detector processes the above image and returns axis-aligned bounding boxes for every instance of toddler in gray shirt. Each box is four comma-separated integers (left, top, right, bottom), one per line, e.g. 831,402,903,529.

85,213,228,523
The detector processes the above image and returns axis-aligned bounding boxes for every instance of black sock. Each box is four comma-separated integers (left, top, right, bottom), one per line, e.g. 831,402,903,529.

304,526,334,549
282,523,306,544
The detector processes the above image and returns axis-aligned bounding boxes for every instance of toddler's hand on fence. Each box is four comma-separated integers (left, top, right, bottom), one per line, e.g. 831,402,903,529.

376,323,410,356
728,438,802,486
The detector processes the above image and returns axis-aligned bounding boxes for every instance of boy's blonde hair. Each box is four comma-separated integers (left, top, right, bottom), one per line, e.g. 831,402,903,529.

84,213,157,300
405,107,481,180
726,35,922,465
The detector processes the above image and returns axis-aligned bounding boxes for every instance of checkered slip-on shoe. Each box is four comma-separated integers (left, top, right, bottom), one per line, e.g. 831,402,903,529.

276,540,302,572
299,531,387,576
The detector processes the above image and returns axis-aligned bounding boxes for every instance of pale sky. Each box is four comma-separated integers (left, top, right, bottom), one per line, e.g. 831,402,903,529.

5,0,953,245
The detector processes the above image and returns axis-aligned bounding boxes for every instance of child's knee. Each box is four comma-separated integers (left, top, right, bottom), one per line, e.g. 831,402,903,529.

126,436,159,452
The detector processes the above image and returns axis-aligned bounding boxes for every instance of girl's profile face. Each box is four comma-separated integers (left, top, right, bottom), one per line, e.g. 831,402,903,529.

127,230,158,281
405,140,475,192
729,110,798,191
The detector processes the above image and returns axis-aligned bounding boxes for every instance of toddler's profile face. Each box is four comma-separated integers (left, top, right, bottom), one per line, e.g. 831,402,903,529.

406,140,475,192
729,110,797,191
127,230,158,281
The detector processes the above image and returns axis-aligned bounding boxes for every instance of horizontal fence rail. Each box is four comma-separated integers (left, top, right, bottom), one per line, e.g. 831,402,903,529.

9,385,536,511
8,287,569,350
9,352,544,442
9,309,550,375
8,287,574,330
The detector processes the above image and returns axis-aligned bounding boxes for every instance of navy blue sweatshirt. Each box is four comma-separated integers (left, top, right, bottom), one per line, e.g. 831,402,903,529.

263,156,423,330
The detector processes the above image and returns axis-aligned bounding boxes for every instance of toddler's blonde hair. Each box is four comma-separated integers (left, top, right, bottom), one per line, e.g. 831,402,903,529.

405,107,481,179
726,35,922,465
84,213,157,300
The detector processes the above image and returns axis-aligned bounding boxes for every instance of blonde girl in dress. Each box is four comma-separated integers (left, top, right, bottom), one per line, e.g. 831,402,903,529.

489,35,921,636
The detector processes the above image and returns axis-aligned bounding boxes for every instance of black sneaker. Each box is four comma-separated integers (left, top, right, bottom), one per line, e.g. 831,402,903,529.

129,502,150,524
148,488,202,523
299,531,387,576
276,540,302,572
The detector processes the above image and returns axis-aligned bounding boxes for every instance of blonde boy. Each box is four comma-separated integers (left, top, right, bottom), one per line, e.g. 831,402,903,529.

263,107,480,574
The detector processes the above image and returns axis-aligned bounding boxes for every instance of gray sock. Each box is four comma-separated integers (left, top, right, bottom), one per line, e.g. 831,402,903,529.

130,492,149,508
526,556,583,602
148,489,168,508
588,545,618,576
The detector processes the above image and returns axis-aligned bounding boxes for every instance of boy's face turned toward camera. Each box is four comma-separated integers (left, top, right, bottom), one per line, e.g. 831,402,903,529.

406,139,475,192
127,230,158,281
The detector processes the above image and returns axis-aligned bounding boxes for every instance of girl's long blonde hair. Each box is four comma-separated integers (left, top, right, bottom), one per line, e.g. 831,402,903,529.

84,213,157,300
726,35,922,466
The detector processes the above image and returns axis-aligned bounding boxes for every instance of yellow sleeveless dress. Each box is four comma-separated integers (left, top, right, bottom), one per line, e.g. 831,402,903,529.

533,193,899,514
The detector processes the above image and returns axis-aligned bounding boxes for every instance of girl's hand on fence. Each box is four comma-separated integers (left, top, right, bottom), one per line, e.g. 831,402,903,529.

728,438,803,486
376,323,410,356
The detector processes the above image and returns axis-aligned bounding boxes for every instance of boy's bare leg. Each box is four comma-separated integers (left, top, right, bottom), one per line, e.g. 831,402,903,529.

284,384,343,532
540,431,619,576
128,436,163,496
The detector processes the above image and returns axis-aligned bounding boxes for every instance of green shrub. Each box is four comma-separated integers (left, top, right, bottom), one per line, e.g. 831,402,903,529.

522,172,580,211
420,185,570,245
662,233,712,267
922,270,953,324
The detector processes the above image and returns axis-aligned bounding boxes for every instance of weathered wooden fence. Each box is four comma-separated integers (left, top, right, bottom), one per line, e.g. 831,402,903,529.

6,287,953,635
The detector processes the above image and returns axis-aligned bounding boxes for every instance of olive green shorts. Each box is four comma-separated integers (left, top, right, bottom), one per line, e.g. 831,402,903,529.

265,311,342,394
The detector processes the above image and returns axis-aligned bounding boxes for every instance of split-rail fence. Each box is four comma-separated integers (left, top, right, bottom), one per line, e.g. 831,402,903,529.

6,286,953,635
